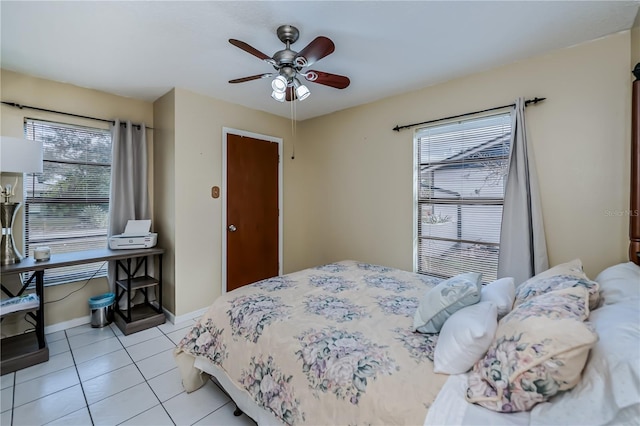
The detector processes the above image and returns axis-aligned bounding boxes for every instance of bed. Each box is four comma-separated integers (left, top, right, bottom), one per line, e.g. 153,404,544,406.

175,261,448,425
174,69,640,425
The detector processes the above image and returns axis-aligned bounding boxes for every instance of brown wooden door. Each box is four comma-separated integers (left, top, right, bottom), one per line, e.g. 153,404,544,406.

226,133,279,292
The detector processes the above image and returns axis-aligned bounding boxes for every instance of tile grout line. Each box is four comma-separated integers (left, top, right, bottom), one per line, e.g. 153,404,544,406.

57,326,127,425
66,328,95,426
58,325,164,425
12,367,80,411
191,400,233,426
10,370,15,426
149,321,208,425
117,324,178,426
10,321,205,426
85,325,163,425
12,329,101,426
154,327,181,425
161,319,234,426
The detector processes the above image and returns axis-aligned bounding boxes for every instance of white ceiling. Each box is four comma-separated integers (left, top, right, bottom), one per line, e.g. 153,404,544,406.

1,1,639,121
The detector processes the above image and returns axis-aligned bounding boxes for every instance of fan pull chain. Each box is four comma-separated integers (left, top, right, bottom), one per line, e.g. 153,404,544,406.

290,97,296,159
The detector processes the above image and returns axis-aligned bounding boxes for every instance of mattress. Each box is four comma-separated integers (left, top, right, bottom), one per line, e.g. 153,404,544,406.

175,260,448,425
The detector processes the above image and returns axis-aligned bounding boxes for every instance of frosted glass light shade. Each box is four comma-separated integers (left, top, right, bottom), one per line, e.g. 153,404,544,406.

0,136,43,173
293,78,310,101
295,84,310,100
271,90,286,102
271,75,288,93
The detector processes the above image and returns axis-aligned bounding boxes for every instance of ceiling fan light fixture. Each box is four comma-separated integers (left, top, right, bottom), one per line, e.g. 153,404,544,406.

272,75,288,93
271,90,286,102
229,26,350,103
294,56,308,68
294,78,310,101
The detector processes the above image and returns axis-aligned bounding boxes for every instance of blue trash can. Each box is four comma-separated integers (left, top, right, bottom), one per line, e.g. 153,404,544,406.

89,293,115,328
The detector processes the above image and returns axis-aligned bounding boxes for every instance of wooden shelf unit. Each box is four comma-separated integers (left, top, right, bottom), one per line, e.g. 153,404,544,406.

0,333,48,374
1,268,47,375
113,250,165,335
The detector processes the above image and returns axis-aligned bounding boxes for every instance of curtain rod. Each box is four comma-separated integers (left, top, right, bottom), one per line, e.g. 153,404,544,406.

1,101,153,130
392,97,546,132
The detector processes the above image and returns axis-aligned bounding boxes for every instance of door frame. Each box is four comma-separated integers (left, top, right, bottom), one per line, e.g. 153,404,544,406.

222,127,283,294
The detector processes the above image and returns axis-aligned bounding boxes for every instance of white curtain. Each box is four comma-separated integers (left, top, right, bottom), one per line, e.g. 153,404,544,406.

498,98,548,285
107,120,152,306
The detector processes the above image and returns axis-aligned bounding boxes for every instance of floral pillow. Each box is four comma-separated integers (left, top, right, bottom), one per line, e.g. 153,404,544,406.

514,274,601,310
413,272,482,334
517,258,586,285
530,292,640,425
465,286,598,413
513,258,600,310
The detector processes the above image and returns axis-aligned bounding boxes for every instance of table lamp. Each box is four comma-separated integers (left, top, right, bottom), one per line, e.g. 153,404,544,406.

1,136,44,265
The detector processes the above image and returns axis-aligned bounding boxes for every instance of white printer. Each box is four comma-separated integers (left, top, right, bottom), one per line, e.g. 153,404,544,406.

109,220,158,249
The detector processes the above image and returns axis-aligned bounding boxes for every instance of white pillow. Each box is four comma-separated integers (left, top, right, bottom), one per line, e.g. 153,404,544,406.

480,277,515,318
595,261,640,306
413,272,482,334
433,301,498,374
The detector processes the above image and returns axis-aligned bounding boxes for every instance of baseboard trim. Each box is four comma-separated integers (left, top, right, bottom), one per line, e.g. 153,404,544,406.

44,316,91,335
44,306,207,334
168,307,208,325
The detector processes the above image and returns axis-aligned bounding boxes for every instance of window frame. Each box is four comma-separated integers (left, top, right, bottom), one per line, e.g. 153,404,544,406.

413,111,512,282
23,118,112,286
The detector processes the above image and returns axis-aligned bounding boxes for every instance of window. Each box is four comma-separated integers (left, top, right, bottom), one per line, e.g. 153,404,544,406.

24,119,112,285
415,112,511,283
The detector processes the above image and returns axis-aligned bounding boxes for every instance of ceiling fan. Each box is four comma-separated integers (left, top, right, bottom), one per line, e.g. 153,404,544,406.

228,25,350,102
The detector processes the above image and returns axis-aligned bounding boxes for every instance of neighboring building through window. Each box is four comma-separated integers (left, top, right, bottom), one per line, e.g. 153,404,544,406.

415,112,511,283
24,119,112,285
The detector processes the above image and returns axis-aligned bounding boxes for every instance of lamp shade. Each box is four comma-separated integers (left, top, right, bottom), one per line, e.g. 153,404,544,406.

0,136,43,173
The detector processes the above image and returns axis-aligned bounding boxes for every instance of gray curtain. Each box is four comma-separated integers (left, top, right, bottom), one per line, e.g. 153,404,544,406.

498,98,548,285
107,120,152,306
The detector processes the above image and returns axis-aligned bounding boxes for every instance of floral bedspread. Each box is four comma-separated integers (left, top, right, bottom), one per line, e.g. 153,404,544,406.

176,260,448,425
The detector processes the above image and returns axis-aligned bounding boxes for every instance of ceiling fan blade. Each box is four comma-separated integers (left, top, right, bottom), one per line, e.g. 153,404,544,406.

285,86,297,102
303,70,350,89
294,36,335,67
229,39,272,61
229,73,273,84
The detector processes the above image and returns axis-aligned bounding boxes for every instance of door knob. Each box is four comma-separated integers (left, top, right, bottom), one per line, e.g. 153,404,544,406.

228,224,237,232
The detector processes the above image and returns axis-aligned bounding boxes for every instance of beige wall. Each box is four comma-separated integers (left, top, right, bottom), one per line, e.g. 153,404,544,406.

153,89,176,313
633,9,640,70
632,24,640,69
154,88,291,316
1,28,636,326
294,32,633,280
0,70,153,331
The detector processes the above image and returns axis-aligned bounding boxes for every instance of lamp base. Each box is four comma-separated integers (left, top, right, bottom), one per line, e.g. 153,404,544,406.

1,202,23,266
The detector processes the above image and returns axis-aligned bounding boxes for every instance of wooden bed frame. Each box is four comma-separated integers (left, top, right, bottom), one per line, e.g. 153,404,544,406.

631,63,640,266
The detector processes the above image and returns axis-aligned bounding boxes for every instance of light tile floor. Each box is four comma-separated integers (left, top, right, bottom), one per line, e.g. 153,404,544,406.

1,320,257,426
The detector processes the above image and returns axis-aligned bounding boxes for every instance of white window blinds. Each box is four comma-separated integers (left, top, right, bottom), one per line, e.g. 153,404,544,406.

24,119,112,285
416,112,511,283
